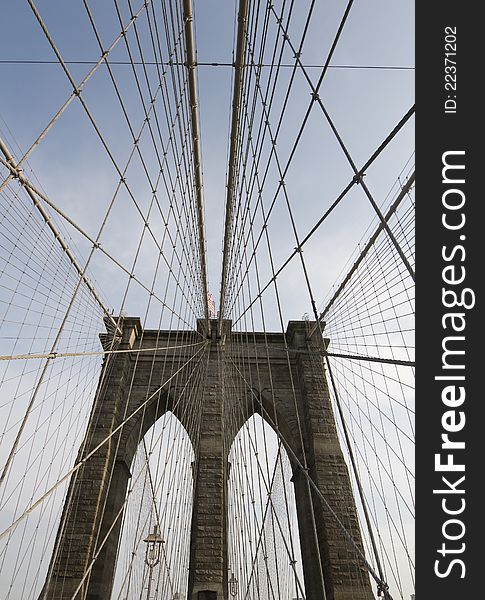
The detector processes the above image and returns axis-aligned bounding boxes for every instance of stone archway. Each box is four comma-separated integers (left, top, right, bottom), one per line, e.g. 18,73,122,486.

111,411,195,600
227,413,305,599
222,321,374,600
41,317,373,600
40,318,204,600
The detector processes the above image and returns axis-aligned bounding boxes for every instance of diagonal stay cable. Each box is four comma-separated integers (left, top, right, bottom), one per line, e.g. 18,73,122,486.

0,341,209,544
81,0,204,321
268,4,414,282
0,72,204,495
0,154,195,330
0,1,151,196
88,0,205,321
309,172,415,337
0,340,207,362
232,105,415,326
226,0,414,322
229,358,393,599
25,0,202,320
0,138,117,331
325,353,389,597
224,0,315,318
227,390,307,599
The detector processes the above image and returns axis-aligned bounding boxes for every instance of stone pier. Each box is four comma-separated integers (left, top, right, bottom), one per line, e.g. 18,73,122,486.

40,318,373,600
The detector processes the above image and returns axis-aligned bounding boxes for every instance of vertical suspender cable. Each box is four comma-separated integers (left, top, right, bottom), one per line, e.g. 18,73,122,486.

309,171,415,337
218,0,249,336
0,136,119,332
182,0,210,333
325,354,391,599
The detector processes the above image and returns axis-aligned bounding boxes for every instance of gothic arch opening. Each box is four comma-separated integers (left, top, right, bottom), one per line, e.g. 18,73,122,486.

227,414,305,600
111,410,195,600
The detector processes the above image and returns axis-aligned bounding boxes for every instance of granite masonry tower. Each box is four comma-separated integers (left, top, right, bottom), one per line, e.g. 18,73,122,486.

40,318,373,600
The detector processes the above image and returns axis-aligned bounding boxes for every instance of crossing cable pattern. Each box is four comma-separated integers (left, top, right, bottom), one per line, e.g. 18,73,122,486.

0,1,414,599
218,1,414,599
319,162,415,598
0,1,209,597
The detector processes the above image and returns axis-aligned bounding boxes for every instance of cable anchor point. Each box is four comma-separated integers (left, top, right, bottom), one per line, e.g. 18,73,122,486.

376,582,389,598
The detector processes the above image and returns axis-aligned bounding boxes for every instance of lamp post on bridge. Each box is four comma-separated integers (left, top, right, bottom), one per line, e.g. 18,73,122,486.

143,524,164,599
228,572,238,597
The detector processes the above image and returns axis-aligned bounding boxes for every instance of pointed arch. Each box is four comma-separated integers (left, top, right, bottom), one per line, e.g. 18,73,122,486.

118,388,197,473
227,414,305,600
228,386,301,466
39,319,207,600
112,411,195,600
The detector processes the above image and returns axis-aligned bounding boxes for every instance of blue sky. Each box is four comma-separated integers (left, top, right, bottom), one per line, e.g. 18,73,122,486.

0,2,414,598
0,0,414,329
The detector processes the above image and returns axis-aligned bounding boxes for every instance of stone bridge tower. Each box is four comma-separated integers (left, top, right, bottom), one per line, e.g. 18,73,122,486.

40,318,373,600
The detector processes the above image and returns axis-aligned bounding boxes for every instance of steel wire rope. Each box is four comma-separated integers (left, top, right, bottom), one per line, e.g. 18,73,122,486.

0,122,198,329
227,129,400,592
111,352,205,598
0,342,208,542
84,0,206,321
116,312,204,596
109,0,206,316
222,0,304,316
222,0,341,316
225,193,324,600
350,240,415,577
25,0,205,325
223,0,294,319
0,59,416,70
324,360,415,512
229,358,394,597
0,161,201,329
114,354,205,599
230,104,414,327
0,1,152,196
0,290,107,594
224,92,413,334
39,335,208,598
314,172,415,335
225,293,298,598
222,3,378,580
225,234,304,596
225,379,306,598
335,342,414,548
330,357,413,598
2,351,103,597
267,4,415,282
225,107,414,333
75,205,206,595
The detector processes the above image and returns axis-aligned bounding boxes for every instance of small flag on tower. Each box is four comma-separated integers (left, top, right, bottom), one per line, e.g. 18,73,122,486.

207,293,216,318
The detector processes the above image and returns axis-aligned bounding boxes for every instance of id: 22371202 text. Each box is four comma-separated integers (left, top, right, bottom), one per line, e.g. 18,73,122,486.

444,26,457,114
